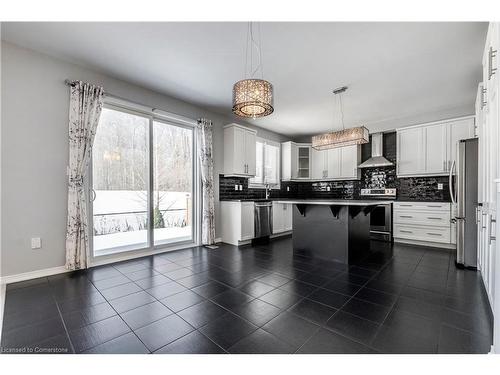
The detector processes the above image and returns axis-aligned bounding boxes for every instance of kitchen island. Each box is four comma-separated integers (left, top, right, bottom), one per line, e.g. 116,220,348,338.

273,199,392,264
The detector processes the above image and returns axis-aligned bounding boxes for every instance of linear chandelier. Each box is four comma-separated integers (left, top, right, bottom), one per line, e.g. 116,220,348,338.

232,22,274,119
312,86,369,150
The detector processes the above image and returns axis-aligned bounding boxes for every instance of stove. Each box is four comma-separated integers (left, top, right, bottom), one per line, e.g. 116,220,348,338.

360,188,397,198
360,188,395,242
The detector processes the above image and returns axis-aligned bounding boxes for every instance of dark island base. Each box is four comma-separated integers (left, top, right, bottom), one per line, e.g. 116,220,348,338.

292,204,374,264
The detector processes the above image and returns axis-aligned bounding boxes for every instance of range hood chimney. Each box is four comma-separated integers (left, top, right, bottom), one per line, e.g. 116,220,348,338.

358,133,393,168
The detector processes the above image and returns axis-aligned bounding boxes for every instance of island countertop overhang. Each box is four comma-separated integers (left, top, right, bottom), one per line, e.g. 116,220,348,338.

272,199,393,206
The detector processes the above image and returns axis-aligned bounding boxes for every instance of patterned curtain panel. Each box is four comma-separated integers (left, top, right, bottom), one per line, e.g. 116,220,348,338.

66,81,104,270
197,118,216,245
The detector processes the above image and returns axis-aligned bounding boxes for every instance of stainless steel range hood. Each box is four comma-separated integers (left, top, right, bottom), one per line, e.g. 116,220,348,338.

358,133,393,168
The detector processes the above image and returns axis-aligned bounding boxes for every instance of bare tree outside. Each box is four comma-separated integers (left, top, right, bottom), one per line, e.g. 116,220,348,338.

92,108,193,253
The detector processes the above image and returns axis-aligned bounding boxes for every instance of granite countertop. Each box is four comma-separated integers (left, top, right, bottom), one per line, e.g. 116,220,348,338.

273,199,393,206
221,198,450,203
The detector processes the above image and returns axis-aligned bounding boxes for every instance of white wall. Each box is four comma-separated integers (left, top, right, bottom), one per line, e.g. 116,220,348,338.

0,41,289,277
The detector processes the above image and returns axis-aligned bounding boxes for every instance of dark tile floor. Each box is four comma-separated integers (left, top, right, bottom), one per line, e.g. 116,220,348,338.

1,237,493,354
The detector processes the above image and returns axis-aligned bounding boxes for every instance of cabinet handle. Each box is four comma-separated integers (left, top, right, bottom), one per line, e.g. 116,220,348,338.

399,204,412,207
481,87,487,109
489,47,497,80
427,217,442,220
426,233,442,236
490,218,496,244
482,212,487,229
427,205,442,208
400,230,413,233
400,215,413,218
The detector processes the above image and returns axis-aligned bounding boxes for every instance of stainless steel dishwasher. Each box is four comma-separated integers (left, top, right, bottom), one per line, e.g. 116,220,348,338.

254,201,273,238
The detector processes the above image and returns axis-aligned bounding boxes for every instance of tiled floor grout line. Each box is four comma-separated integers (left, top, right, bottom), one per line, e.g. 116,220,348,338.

85,274,154,353
44,278,78,354
3,241,491,354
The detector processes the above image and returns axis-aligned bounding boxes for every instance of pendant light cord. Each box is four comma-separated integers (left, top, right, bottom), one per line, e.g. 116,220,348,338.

333,91,346,131
244,22,263,79
339,93,345,130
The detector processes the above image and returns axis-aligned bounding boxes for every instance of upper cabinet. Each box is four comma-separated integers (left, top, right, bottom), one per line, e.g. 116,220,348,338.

396,116,475,177
224,124,257,177
282,142,311,180
300,144,360,181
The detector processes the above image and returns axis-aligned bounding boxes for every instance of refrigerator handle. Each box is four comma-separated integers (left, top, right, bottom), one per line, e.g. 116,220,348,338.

449,160,456,204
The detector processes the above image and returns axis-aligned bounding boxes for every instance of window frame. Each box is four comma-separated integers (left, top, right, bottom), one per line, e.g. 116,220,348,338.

249,137,281,189
87,100,201,266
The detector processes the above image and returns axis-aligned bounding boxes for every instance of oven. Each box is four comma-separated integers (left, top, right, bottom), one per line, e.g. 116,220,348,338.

360,188,395,242
369,204,393,242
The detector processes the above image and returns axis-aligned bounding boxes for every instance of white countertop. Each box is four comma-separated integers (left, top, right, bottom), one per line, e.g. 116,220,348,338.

273,199,393,206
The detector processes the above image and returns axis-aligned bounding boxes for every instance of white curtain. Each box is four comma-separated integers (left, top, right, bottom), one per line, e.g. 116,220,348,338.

65,81,104,270
197,118,216,245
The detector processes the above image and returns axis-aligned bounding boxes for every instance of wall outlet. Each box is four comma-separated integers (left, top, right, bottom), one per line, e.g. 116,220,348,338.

287,186,290,192
31,237,42,249
239,185,243,191
437,183,443,190
234,184,238,191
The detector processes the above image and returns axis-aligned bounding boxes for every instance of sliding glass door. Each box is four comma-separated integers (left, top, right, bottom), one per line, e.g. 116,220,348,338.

152,120,194,246
91,105,197,258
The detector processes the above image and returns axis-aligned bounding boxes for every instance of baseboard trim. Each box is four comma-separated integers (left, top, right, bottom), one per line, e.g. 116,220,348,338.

215,237,222,244
394,238,456,250
0,283,6,339
0,266,69,286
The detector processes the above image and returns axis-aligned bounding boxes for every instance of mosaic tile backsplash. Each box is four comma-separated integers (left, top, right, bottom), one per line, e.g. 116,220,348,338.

219,131,451,202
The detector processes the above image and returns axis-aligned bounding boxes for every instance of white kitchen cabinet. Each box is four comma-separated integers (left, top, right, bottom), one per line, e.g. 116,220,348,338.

284,204,293,231
448,118,476,173
224,124,257,177
393,201,454,247
272,202,284,233
308,145,359,180
220,201,255,245
397,127,425,176
281,142,311,181
311,148,326,180
477,23,500,324
272,202,293,234
396,116,475,177
339,145,361,179
424,123,448,174
327,148,341,178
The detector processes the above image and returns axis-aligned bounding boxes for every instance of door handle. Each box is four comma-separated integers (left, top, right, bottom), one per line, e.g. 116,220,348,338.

91,188,97,202
449,160,456,204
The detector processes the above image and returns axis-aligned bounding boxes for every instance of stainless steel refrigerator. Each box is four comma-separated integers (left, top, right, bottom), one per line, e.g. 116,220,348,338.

450,138,478,269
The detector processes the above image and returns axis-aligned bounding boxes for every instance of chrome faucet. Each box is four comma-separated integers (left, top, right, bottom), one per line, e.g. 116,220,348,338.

265,183,271,200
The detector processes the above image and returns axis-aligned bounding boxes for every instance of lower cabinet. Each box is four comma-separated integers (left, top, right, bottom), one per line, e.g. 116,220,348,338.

272,202,293,234
221,201,255,245
393,201,454,246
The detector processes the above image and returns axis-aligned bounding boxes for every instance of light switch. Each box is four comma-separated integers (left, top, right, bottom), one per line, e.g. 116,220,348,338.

437,183,443,190
31,237,42,249
234,185,238,191
239,185,243,191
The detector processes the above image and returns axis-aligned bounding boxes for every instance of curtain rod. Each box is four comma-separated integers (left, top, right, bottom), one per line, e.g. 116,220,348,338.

64,79,198,126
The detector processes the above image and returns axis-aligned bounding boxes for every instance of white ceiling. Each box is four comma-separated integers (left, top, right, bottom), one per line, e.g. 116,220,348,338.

1,22,487,137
